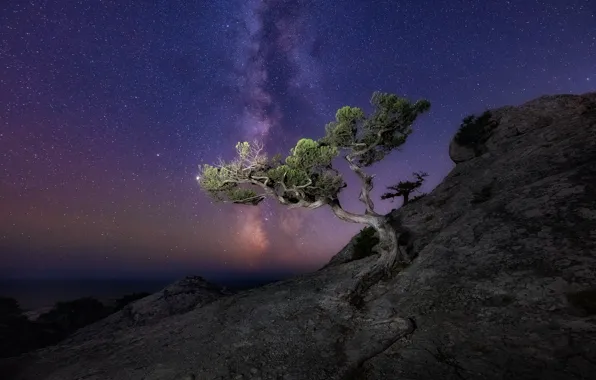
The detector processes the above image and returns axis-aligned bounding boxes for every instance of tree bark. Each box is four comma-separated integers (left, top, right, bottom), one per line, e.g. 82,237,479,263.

344,156,379,216
329,200,408,306
348,218,402,307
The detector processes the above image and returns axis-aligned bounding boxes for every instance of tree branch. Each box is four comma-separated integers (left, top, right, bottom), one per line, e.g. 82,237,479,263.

351,125,394,157
214,167,327,210
329,199,379,225
341,121,407,216
204,140,331,209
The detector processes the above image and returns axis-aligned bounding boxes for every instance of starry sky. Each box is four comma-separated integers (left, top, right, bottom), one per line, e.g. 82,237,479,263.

1,0,594,281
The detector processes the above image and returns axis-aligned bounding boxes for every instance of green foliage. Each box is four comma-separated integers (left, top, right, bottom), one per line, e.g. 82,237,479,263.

266,165,308,188
0,296,22,320
352,226,380,260
199,139,344,205
321,92,431,167
322,106,365,147
236,141,251,159
228,187,262,205
454,111,497,148
198,165,230,199
197,92,430,209
265,139,344,201
286,138,338,169
198,160,264,205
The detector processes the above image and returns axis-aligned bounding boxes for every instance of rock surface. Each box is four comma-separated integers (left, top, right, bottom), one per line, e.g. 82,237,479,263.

2,92,595,380
67,275,234,341
448,135,477,163
114,275,233,327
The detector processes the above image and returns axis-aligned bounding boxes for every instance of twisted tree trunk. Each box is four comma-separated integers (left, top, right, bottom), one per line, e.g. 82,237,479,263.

329,201,409,306
349,217,404,307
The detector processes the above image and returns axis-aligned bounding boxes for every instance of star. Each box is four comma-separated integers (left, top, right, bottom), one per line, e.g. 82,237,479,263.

0,0,594,280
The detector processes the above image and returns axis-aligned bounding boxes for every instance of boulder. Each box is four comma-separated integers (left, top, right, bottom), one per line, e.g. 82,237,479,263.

116,275,233,327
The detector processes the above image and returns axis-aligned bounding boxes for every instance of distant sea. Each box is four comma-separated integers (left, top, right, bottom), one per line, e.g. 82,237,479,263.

0,275,289,311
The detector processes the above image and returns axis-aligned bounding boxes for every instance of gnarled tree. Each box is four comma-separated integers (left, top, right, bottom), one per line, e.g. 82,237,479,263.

197,92,430,302
381,171,428,206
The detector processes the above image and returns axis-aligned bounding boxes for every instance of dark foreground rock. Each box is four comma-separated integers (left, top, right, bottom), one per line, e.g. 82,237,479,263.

113,275,234,327
1,92,595,380
49,276,233,344
0,293,151,359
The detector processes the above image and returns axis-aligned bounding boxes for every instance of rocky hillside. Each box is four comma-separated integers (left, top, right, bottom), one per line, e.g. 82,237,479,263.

1,92,595,380
57,276,234,345
106,275,233,328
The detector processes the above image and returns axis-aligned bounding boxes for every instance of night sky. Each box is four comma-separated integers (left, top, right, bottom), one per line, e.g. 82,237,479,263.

1,0,594,281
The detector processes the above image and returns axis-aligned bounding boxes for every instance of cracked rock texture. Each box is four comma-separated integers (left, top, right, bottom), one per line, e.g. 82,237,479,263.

1,92,595,380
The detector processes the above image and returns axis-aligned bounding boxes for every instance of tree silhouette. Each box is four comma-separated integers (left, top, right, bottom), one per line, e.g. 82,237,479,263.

381,171,428,206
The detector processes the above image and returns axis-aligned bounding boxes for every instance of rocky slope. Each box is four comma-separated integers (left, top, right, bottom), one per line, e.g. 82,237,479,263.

107,275,233,328
1,92,595,380
57,276,234,343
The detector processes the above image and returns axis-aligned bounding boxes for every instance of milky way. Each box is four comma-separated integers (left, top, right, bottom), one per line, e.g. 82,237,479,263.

0,0,594,280
227,0,325,265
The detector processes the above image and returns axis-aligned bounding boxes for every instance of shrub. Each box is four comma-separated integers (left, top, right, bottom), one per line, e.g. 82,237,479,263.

37,297,110,332
0,293,151,359
352,226,379,260
454,111,498,151
0,297,40,358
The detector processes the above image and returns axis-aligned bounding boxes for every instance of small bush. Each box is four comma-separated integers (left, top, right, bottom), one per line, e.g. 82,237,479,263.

352,226,379,260
0,297,23,320
454,111,497,150
0,297,45,358
36,297,110,338
0,292,151,359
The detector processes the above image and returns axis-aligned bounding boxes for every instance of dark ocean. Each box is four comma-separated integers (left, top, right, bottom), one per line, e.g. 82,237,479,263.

0,275,289,311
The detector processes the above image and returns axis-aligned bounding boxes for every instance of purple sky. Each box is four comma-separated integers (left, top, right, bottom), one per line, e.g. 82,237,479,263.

1,0,594,280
